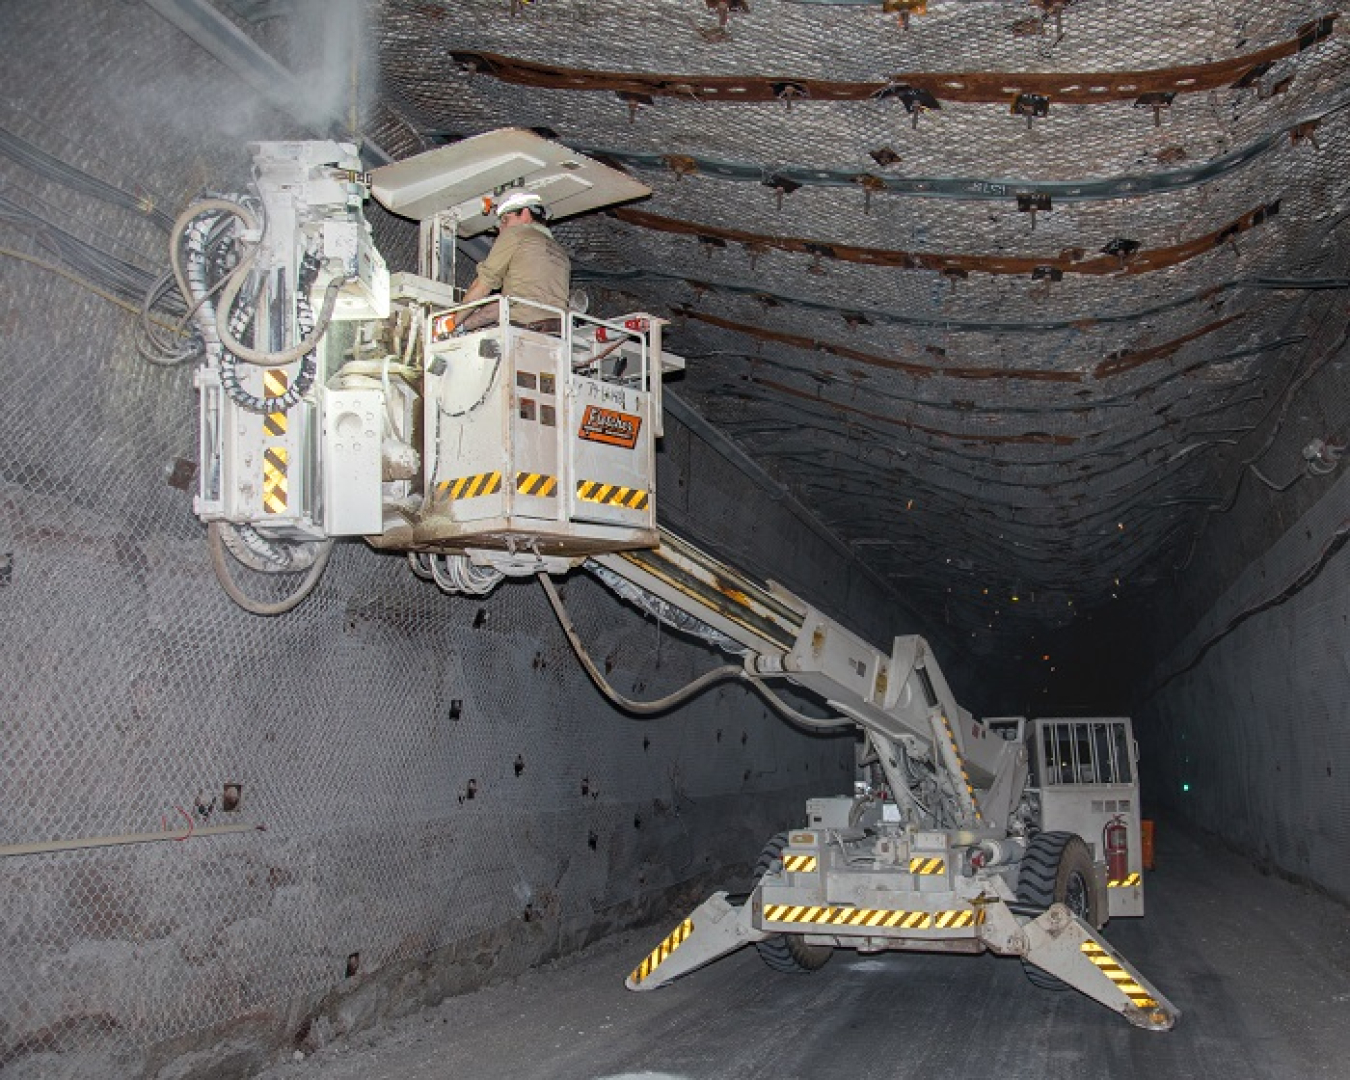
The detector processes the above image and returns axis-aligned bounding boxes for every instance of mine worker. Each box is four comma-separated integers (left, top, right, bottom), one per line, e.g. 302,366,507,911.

456,188,571,333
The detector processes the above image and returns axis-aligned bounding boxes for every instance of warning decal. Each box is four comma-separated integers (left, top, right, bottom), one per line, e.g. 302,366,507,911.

577,405,641,449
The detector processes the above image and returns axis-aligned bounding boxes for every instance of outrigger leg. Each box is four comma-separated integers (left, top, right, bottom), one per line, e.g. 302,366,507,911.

980,899,1180,1031
626,892,767,991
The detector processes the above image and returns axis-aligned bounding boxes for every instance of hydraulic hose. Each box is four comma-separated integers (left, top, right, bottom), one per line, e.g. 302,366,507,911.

539,573,743,716
171,196,347,368
170,198,258,314
541,572,853,731
215,268,347,368
742,674,854,734
207,522,333,616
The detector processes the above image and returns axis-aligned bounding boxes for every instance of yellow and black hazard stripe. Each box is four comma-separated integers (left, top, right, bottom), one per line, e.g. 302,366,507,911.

515,471,558,497
762,904,984,931
782,854,818,873
939,711,983,824
262,448,288,515
437,472,503,501
1081,940,1158,1008
764,904,932,929
1108,873,1142,888
909,856,946,876
932,909,980,929
629,918,692,986
262,370,288,513
576,480,649,510
262,370,288,437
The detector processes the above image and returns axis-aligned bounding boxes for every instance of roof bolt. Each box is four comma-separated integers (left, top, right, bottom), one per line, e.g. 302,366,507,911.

1011,93,1050,129
763,174,801,210
855,173,887,214
942,266,968,293
664,154,700,180
616,91,653,124
1101,237,1141,269
1017,192,1052,231
802,241,834,274
1032,0,1073,40
1031,264,1062,298
697,234,727,259
873,83,940,129
1291,119,1322,150
883,0,928,30
773,82,810,112
449,53,483,81
705,0,748,28
744,241,769,270
1134,91,1175,127
870,147,902,167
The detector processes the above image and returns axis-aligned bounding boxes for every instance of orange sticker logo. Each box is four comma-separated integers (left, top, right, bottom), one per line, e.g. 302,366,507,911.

578,405,641,449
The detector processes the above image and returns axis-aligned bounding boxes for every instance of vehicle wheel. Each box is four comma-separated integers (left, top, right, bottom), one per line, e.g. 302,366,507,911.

752,832,833,974
1016,830,1101,990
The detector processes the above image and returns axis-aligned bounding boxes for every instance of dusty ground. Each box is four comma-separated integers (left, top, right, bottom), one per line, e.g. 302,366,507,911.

254,821,1350,1080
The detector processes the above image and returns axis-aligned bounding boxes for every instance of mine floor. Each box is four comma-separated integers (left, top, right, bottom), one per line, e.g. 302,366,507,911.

256,820,1350,1080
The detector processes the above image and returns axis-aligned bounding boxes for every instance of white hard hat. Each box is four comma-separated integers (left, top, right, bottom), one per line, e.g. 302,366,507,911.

494,188,546,218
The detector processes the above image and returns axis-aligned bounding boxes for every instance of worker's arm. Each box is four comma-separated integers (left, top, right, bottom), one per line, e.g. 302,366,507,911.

467,229,519,298
461,277,491,305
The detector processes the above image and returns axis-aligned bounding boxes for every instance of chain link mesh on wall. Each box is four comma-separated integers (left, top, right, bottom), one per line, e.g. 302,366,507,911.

0,4,889,1073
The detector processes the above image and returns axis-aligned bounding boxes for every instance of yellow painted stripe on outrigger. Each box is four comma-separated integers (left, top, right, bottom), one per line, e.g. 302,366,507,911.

783,854,817,873
909,856,946,876
1081,940,1158,1007
1108,873,1142,887
629,918,693,985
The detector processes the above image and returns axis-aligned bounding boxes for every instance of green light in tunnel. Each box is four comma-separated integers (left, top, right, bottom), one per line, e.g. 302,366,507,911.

1182,783,1191,793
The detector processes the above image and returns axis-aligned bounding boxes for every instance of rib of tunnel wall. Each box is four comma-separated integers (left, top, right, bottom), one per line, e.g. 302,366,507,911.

0,5,927,1076
1137,455,1350,907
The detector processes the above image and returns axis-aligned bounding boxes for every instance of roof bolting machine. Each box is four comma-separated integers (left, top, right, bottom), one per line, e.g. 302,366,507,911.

164,132,1175,1031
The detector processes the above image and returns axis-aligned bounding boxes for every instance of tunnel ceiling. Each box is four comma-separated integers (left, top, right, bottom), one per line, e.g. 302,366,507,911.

302,3,1350,670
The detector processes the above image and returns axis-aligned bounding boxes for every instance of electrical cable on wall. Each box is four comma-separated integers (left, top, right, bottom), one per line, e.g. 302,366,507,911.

1152,518,1350,694
1171,318,1350,571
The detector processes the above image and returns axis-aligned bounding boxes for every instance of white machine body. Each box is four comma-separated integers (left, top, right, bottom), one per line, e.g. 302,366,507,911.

189,132,678,572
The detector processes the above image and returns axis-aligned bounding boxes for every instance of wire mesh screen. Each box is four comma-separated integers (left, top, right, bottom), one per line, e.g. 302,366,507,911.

377,0,1350,654
5,0,1350,1072
0,4,873,1072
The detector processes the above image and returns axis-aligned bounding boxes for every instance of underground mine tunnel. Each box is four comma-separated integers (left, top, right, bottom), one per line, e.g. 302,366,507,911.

2,2,1348,1078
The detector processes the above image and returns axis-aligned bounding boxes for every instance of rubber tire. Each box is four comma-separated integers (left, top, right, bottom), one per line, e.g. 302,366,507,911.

752,832,834,974
1016,831,1102,990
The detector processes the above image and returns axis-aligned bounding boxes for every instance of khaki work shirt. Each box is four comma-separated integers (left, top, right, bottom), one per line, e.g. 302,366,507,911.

474,222,571,325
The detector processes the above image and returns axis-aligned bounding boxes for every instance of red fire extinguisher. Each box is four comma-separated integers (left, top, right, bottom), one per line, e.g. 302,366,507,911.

1104,815,1129,882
